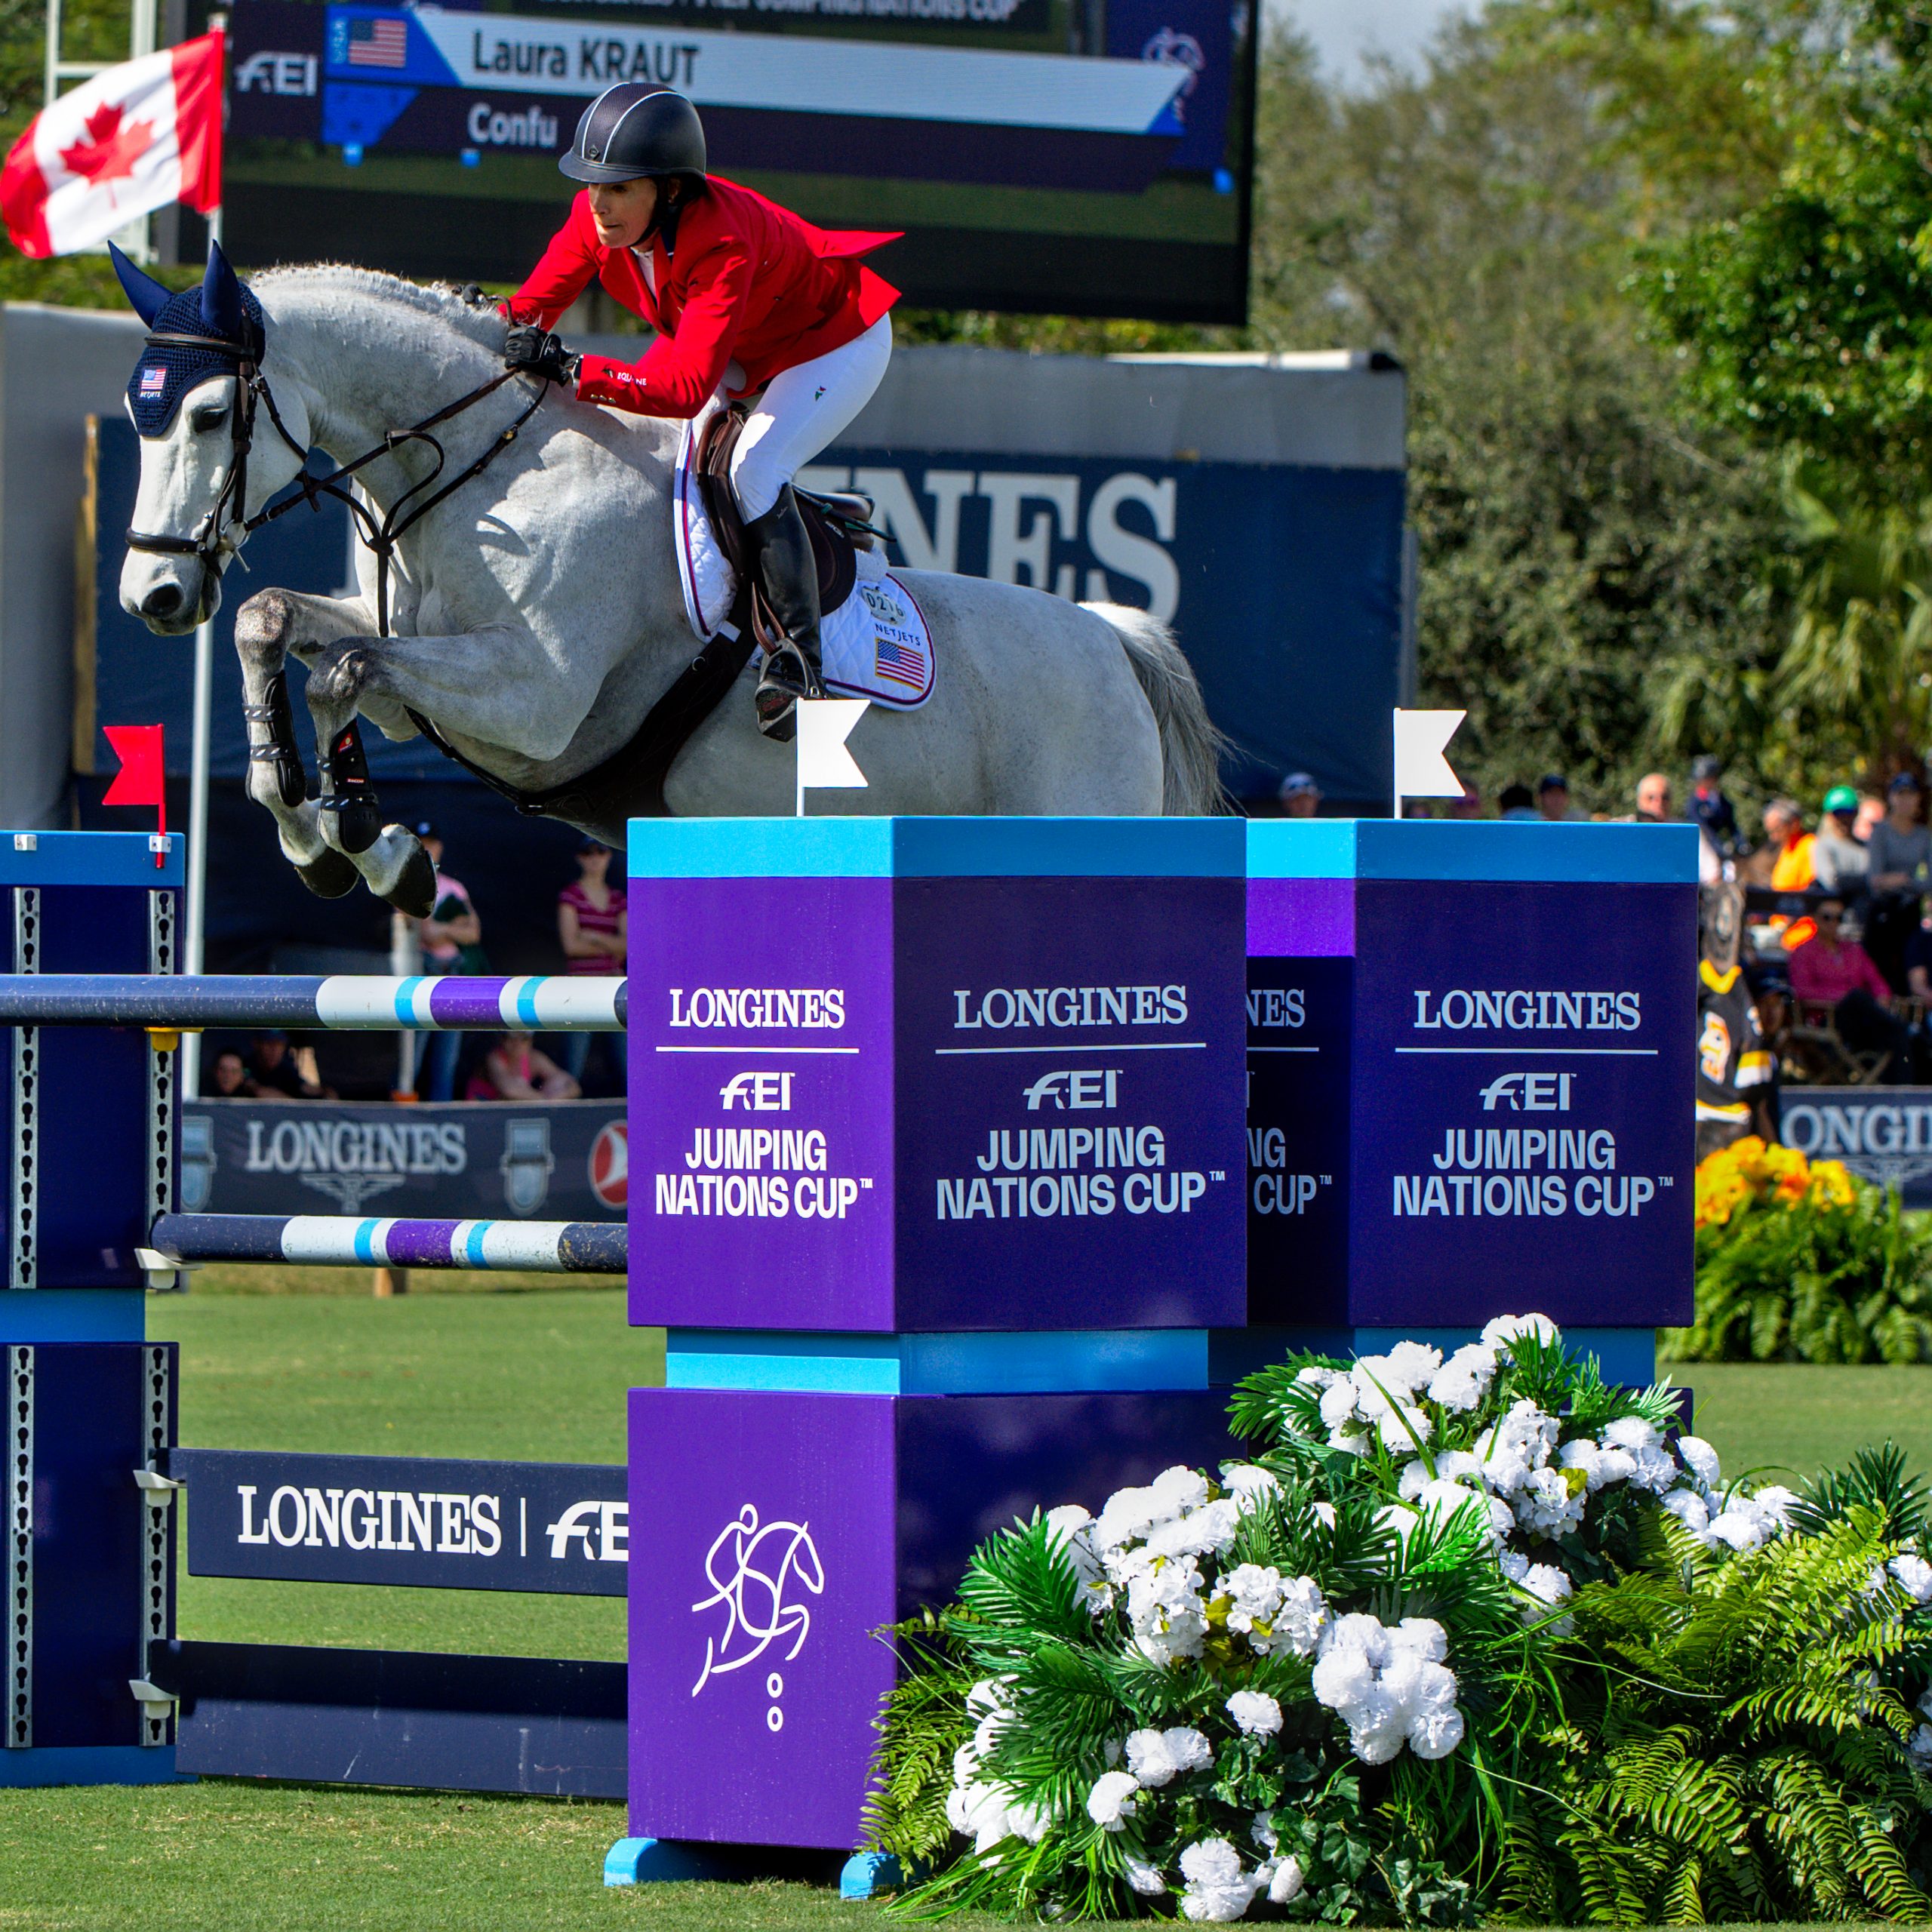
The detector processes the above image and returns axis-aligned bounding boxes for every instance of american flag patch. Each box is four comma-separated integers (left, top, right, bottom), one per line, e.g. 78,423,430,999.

346,16,408,66
139,366,167,394
873,635,928,689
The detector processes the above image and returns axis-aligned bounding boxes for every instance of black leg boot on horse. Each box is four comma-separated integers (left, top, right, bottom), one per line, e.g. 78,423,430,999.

744,485,827,743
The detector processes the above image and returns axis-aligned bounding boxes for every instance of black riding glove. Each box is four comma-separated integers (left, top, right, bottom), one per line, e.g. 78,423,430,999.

504,325,580,387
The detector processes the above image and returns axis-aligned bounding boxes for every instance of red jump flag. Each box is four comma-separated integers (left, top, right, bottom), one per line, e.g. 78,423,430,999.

103,723,168,864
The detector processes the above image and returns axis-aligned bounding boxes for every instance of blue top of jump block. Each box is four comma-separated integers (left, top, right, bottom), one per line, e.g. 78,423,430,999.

1246,819,1699,885
628,817,1246,879
0,829,183,888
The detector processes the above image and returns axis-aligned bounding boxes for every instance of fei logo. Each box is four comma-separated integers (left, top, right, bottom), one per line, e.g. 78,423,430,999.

690,1504,825,1734
1479,1072,1575,1113
1022,1069,1120,1112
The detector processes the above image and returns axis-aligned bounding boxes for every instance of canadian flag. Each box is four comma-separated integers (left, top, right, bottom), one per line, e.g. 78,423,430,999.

1,30,223,260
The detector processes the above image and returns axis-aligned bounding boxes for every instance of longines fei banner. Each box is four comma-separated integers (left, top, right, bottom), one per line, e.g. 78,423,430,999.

181,1100,627,1222
1777,1089,1932,1210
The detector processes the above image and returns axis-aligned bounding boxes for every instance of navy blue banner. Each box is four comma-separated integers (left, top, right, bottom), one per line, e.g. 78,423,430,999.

171,1448,627,1595
1777,1088,1932,1209
181,1100,626,1221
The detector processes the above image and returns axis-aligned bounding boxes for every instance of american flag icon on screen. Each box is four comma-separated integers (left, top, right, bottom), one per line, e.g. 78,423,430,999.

345,16,408,66
139,367,166,395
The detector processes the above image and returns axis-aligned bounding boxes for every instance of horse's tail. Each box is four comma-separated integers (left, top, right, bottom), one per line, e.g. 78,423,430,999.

1088,602,1230,817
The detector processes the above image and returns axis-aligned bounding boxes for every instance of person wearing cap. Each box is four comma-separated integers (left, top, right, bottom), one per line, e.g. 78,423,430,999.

1278,773,1321,819
1537,774,1583,822
1686,754,1742,857
500,85,900,743
1812,785,1871,899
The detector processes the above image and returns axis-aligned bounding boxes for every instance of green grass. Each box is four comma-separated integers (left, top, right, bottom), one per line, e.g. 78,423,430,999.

10,1278,1929,1929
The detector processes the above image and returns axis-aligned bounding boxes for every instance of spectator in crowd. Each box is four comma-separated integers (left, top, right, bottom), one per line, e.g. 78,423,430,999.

246,1029,331,1100
1861,773,1930,991
1499,783,1540,822
411,821,485,1103
1537,773,1584,822
467,1030,581,1101
1788,896,1916,1079
1906,914,1932,1004
1869,774,1931,894
207,1050,255,1098
1814,786,1871,898
1857,793,1889,844
1738,798,1815,892
1278,773,1321,818
1687,754,1743,857
1635,772,1673,822
557,838,627,1095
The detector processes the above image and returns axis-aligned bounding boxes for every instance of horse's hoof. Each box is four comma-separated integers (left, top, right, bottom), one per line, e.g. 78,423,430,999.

382,848,438,920
294,848,358,900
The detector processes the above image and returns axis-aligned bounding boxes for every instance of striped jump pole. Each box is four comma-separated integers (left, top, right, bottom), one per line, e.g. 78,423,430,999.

0,974,626,1030
146,1214,626,1274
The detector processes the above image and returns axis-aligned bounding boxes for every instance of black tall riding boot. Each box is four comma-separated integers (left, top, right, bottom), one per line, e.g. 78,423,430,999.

742,484,826,743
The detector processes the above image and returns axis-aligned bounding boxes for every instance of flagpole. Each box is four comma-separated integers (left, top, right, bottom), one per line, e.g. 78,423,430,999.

181,190,222,1097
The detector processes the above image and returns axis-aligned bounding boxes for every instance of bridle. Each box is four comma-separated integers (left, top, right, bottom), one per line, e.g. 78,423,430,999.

124,318,550,637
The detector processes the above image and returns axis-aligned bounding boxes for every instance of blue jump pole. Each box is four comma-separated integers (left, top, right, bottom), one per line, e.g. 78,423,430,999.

0,974,626,1030
147,1214,627,1274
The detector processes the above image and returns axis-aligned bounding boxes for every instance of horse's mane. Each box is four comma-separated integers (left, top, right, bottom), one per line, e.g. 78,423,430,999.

252,263,505,352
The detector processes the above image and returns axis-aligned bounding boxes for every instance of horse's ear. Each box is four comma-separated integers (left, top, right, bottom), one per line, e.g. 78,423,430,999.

198,239,248,343
109,242,171,327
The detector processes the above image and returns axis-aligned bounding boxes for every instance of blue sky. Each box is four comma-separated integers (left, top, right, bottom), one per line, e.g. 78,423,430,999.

1280,0,1469,84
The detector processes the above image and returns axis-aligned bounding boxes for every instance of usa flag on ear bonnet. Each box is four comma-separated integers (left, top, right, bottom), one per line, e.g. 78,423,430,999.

0,29,222,259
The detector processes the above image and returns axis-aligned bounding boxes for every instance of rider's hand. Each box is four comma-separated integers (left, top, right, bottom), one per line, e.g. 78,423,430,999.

505,325,580,387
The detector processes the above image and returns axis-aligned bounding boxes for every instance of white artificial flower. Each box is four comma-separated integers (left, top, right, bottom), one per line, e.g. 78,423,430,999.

1480,1312,1561,1352
1677,1435,1722,1490
1251,1810,1279,1853
1126,1559,1211,1667
1361,1341,1444,1395
1269,1857,1306,1903
1087,1769,1140,1829
1375,1404,1435,1451
1044,1505,1107,1604
1312,1500,1338,1528
1149,1465,1212,1518
1321,1612,1393,1665
1513,1466,1586,1539
1377,1502,1421,1543
1415,1477,1488,1526
1223,1563,1284,1642
1516,1562,1575,1634
1126,1725,1213,1787
1327,1430,1371,1457
1408,1708,1467,1759
1660,1490,1714,1543
1311,1645,1378,1715
1600,1416,1661,1454
1179,1838,1263,1923
1125,1858,1168,1896
1398,1458,1432,1503
1294,1364,1342,1390
1752,1485,1800,1526
1043,1503,1093,1544
1220,1465,1282,1510
1427,1343,1499,1411
1268,1575,1331,1658
1093,1485,1164,1552
1893,1553,1932,1606
1226,1690,1283,1737
1626,1445,1682,1495
1707,1507,1771,1554
1499,1548,1530,1582
1319,1381,1362,1429
1487,1494,1518,1541
1345,1681,1411,1764
1146,1499,1243,1561
1386,1617,1448,1662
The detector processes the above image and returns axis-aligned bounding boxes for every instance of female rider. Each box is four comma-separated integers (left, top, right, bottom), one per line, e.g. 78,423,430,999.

502,84,900,740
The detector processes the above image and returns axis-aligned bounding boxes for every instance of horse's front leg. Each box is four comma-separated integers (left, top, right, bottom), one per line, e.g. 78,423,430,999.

303,624,590,917
233,589,375,903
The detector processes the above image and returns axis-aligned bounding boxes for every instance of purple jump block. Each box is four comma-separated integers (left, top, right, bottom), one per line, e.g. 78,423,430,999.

1245,821,1698,1332
627,1385,1234,1850
626,824,1248,1334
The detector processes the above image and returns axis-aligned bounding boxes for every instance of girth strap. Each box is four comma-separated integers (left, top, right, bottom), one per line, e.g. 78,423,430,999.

404,622,757,824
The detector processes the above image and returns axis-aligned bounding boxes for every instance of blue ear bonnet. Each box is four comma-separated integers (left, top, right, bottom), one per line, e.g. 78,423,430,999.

127,283,266,437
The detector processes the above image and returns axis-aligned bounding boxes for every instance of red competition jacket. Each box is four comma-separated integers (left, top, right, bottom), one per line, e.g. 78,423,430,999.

509,179,900,418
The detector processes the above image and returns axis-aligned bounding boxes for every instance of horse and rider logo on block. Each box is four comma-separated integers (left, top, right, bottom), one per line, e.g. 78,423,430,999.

112,81,1223,928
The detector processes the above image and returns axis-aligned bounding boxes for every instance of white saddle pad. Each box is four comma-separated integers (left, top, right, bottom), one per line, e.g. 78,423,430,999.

673,404,936,712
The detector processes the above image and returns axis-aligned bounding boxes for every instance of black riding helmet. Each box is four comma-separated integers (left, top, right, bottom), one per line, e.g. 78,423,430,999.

560,85,707,186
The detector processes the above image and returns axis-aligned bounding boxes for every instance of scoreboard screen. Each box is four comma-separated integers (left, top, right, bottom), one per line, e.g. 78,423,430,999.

223,0,1255,321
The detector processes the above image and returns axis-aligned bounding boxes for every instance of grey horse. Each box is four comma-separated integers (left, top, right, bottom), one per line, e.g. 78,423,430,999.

115,251,1225,915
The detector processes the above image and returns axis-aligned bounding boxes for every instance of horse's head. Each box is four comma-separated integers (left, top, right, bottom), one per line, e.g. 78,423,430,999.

113,242,312,635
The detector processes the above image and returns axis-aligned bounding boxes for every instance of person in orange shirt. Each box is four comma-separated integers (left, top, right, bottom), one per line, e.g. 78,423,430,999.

1764,798,1817,893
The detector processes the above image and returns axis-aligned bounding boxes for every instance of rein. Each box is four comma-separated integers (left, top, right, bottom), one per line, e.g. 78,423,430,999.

124,325,550,638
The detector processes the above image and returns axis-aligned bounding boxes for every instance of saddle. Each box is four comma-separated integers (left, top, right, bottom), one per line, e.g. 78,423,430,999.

690,404,882,630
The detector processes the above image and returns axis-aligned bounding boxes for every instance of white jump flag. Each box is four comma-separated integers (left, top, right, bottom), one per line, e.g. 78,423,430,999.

795,698,870,817
1392,708,1466,820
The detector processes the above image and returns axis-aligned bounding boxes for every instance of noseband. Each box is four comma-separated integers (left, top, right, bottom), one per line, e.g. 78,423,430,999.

123,321,548,638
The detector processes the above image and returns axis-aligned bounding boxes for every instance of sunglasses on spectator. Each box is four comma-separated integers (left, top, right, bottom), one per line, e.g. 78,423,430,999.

1817,911,1842,923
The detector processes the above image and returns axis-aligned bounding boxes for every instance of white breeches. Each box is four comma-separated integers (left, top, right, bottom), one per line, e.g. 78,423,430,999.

728,314,893,522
